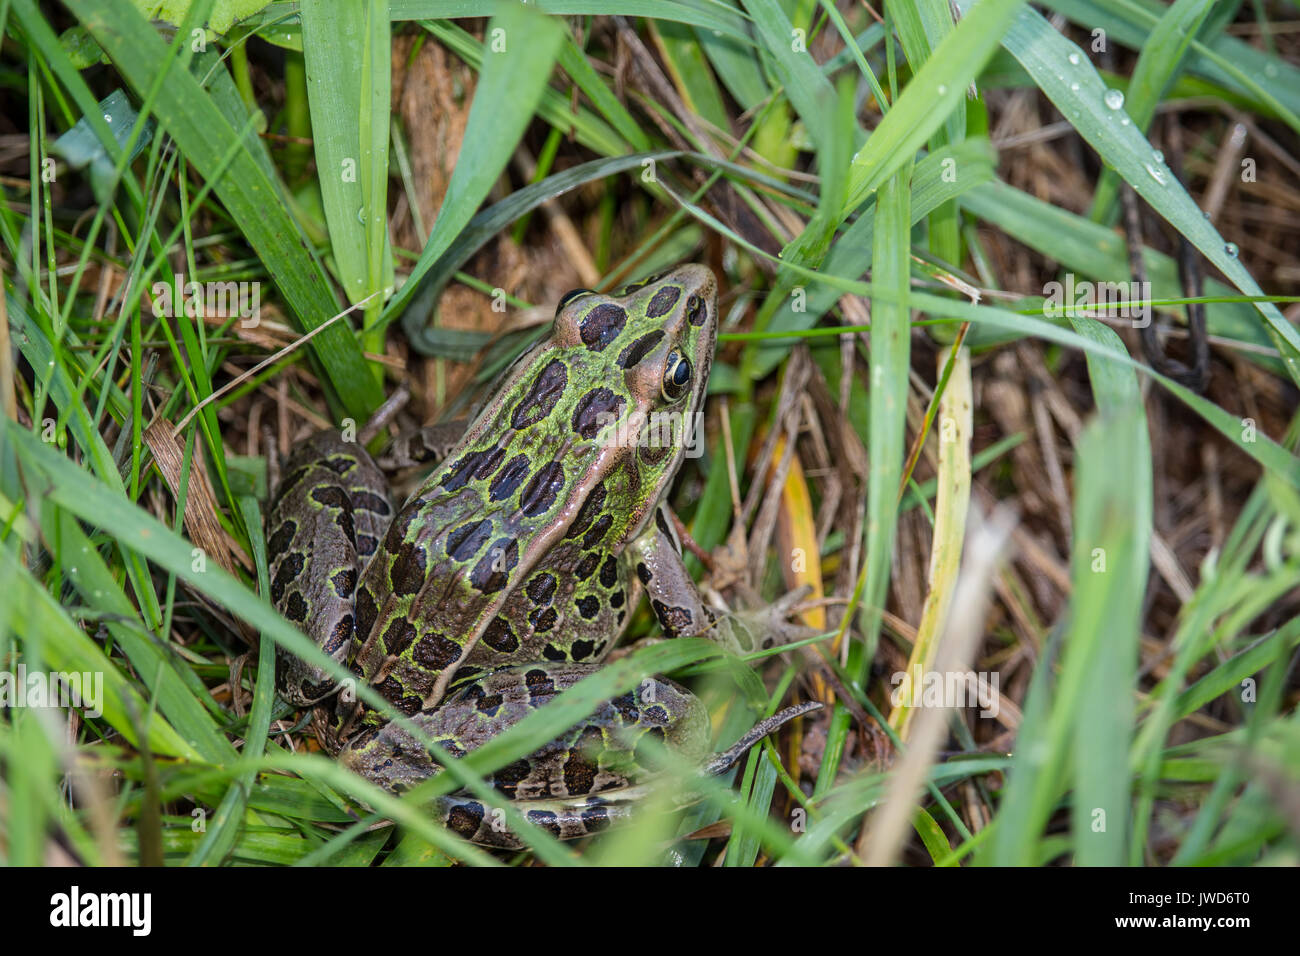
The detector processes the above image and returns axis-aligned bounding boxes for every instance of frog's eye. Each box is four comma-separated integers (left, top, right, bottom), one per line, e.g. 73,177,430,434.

556,289,593,313
662,349,693,401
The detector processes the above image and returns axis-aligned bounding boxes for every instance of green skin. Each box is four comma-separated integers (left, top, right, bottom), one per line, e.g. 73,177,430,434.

267,265,813,848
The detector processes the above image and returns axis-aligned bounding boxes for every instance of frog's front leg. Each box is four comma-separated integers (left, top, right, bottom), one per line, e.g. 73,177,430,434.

626,505,814,654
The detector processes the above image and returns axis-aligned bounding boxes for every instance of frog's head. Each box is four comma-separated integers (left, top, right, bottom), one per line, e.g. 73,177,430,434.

550,264,718,541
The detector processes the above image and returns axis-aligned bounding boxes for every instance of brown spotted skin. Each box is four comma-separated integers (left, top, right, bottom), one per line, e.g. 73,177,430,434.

341,666,708,797
269,265,812,846
269,431,393,705
348,264,718,718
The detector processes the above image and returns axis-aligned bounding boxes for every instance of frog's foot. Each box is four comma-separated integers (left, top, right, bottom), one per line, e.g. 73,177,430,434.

721,584,819,654
373,420,469,473
702,700,823,775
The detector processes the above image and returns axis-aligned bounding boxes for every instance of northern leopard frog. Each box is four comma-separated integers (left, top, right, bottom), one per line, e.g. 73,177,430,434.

267,264,815,847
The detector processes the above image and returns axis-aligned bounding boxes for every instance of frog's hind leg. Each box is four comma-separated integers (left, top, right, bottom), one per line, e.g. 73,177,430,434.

426,702,823,850
267,431,394,705
429,787,651,850
340,663,709,795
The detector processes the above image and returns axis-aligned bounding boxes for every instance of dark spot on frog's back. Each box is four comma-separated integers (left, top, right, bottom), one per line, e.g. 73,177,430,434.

384,507,416,552
267,520,296,560
441,449,486,492
377,676,423,716
575,552,600,580
617,330,664,370
447,801,485,838
469,537,519,594
526,572,557,605
413,632,462,670
579,303,627,351
476,692,504,717
529,607,558,632
493,759,532,798
563,751,597,796
519,460,565,517
270,551,305,602
686,294,706,326
472,444,506,480
511,358,568,430
525,668,557,702
645,285,682,318
571,638,596,661
489,454,531,501
599,555,618,588
526,808,562,837
322,455,356,475
639,441,671,466
389,542,428,596
566,483,606,539
311,486,356,541
353,490,391,517
283,591,309,622
446,518,492,562
481,616,519,653
330,568,356,599
356,585,378,638
581,805,611,833
325,613,353,653
572,388,626,440
310,485,348,510
576,596,600,619
381,617,416,656
583,514,613,549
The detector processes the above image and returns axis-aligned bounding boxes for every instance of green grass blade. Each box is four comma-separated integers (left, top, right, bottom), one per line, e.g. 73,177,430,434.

857,162,912,660
969,0,1300,386
380,4,564,325
64,0,383,420
844,0,1024,211
300,0,395,324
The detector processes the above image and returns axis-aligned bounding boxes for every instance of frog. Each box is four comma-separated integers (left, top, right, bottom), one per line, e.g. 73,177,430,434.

266,264,817,848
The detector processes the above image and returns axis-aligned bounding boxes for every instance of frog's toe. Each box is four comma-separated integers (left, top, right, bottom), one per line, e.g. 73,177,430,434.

731,584,819,652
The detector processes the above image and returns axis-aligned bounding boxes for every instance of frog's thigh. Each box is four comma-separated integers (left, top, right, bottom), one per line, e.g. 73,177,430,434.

340,663,709,799
268,431,394,705
625,505,753,652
